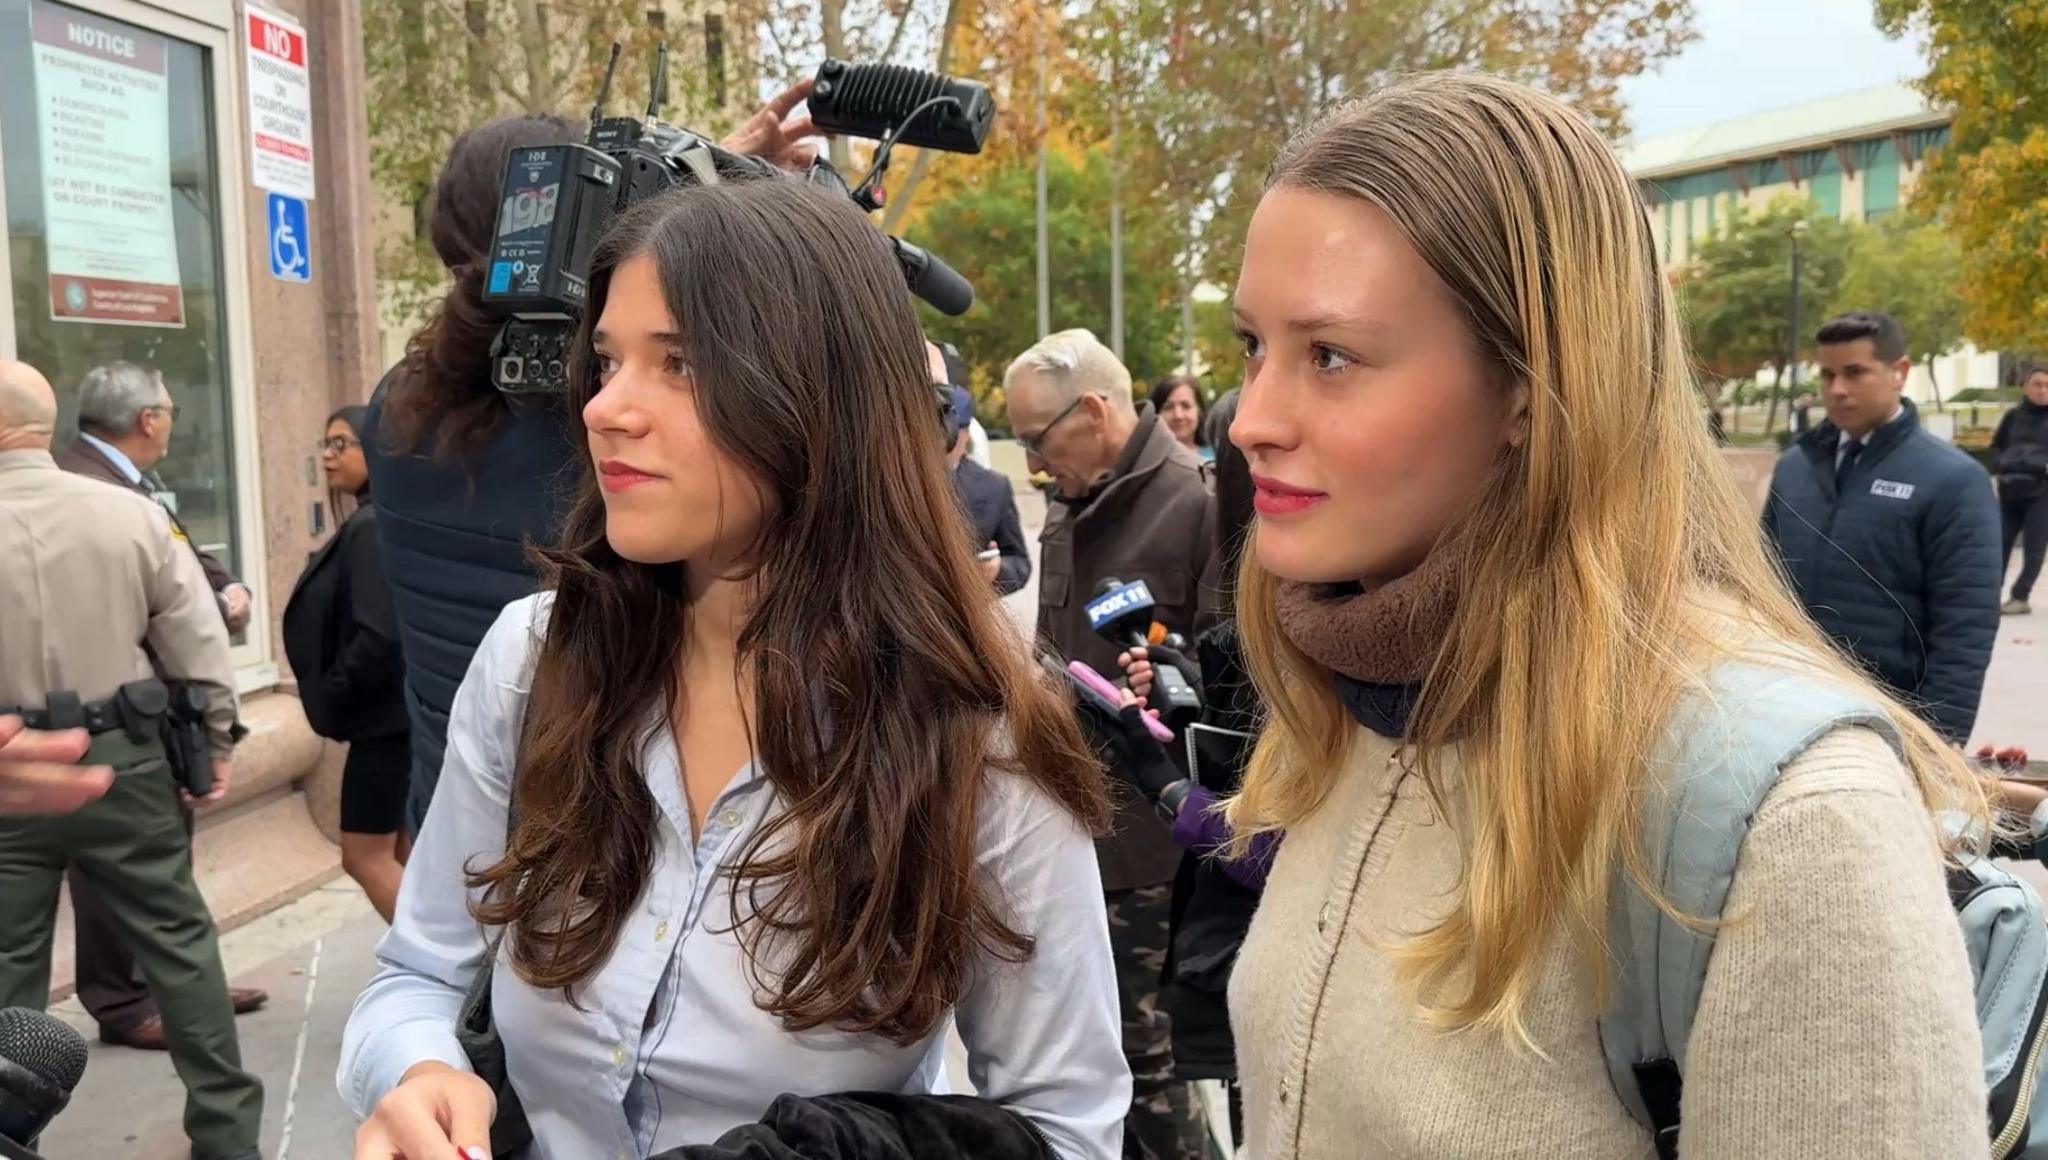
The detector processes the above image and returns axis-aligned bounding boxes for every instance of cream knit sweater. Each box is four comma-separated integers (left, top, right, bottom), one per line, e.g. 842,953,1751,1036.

1229,725,1988,1159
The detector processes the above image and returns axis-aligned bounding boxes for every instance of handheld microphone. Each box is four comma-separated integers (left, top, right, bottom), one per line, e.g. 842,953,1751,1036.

891,238,973,316
1085,579,1201,729
0,1008,88,1159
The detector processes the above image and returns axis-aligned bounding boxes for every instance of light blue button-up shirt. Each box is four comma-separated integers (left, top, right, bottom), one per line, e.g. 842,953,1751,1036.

338,594,1129,1159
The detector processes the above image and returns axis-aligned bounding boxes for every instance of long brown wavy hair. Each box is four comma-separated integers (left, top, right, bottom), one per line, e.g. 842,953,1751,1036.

469,179,1112,1043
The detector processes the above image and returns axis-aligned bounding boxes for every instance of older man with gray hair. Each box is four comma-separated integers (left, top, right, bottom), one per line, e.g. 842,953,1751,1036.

56,361,250,631
53,359,267,1052
1004,327,1215,1160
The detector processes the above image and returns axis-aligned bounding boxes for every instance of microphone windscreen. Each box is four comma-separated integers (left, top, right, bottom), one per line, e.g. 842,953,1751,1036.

0,1011,84,1096
0,1008,86,1147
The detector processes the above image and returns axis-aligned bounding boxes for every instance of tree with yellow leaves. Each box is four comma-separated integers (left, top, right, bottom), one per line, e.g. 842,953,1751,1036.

1877,0,2048,351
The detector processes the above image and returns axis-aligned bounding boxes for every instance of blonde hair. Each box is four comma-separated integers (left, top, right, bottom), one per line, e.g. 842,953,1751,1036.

1226,72,1985,1040
1004,328,1134,412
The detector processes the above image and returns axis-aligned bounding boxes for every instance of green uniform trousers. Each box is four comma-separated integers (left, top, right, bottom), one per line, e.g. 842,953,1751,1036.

0,733,261,1158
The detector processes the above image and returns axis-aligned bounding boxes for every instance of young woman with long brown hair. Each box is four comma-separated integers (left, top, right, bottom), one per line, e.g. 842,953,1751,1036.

1222,73,1988,1157
339,179,1126,1159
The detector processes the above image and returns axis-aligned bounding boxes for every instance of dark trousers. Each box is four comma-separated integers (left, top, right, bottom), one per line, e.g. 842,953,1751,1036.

2003,491,2048,601
1106,883,1212,1160
68,804,194,1031
0,740,262,1158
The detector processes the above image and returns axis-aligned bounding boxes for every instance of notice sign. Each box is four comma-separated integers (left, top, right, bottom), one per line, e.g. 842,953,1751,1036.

244,7,314,198
31,1,185,327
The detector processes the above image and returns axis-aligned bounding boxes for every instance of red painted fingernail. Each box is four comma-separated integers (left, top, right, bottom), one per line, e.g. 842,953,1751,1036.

461,1148,490,1160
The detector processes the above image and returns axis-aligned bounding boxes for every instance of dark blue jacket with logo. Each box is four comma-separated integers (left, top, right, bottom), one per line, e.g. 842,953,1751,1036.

1762,399,2001,743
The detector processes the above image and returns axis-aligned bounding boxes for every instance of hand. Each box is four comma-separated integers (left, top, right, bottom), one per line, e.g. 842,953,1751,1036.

1115,644,1195,710
1976,744,2032,773
0,716,111,815
353,1061,496,1160
721,77,820,171
221,584,253,633
182,758,232,807
1117,649,1155,707
978,542,1002,584
1996,778,2048,816
1112,691,1189,805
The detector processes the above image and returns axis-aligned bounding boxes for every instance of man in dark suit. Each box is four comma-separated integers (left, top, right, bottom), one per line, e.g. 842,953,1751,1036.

56,361,251,631
54,360,266,1049
930,345,1030,595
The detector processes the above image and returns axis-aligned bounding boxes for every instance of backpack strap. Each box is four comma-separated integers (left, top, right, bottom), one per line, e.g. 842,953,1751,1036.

1599,661,1900,1152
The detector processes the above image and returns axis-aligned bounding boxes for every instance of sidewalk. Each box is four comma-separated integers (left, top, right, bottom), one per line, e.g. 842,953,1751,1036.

39,881,382,1159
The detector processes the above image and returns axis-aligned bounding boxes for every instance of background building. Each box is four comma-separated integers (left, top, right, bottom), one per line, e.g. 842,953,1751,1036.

0,0,377,980
1622,82,2000,398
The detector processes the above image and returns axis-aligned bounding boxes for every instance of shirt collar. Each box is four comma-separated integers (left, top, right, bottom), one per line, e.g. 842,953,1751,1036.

1850,404,1906,443
78,432,144,485
0,449,58,472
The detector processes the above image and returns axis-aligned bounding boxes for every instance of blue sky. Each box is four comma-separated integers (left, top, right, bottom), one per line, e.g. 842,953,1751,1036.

1618,0,1929,140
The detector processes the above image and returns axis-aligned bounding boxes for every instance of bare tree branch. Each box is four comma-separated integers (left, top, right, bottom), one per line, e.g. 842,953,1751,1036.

513,0,556,112
879,0,918,63
880,0,967,229
821,0,855,171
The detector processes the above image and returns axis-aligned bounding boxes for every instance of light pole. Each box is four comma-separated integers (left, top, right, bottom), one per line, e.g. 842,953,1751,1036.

1788,218,1809,395
1034,10,1049,340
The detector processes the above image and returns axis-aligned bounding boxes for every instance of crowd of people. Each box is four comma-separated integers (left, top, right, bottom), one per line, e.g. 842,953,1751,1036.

3,67,2048,1160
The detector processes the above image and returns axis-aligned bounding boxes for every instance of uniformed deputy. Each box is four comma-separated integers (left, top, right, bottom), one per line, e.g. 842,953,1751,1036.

0,359,263,1160
58,359,269,1050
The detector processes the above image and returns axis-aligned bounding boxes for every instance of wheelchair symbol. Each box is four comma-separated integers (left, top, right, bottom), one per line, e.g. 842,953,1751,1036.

268,194,310,283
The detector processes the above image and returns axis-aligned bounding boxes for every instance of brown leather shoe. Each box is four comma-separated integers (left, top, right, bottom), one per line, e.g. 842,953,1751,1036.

100,1015,168,1050
230,986,269,1015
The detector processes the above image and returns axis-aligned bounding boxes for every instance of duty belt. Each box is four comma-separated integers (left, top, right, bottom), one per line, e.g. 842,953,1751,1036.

0,691,126,735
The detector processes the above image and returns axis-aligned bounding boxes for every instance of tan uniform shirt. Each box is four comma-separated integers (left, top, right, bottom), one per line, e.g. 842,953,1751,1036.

0,449,239,755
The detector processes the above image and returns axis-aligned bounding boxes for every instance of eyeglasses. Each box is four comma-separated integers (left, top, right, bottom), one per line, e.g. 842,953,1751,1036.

1018,395,1090,457
318,435,362,455
145,403,180,422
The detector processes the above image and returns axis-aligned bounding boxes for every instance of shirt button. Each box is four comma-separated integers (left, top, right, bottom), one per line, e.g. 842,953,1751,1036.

611,1044,627,1067
717,808,742,828
654,919,670,942
1317,903,1332,934
1279,1079,1291,1105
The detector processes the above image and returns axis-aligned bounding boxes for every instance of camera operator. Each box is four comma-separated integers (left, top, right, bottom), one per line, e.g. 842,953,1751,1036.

365,83,822,835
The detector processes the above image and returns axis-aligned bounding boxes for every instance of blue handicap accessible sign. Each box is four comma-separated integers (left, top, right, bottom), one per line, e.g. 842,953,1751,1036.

268,193,311,283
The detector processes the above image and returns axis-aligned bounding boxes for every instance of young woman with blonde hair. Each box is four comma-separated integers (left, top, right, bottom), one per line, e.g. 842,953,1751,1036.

1223,72,1989,1158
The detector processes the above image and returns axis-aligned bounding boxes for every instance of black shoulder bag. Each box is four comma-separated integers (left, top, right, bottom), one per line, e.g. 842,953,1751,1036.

455,799,533,1156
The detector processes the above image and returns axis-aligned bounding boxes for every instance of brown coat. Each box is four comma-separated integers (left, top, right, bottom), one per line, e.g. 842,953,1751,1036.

56,436,241,597
1037,406,1215,890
